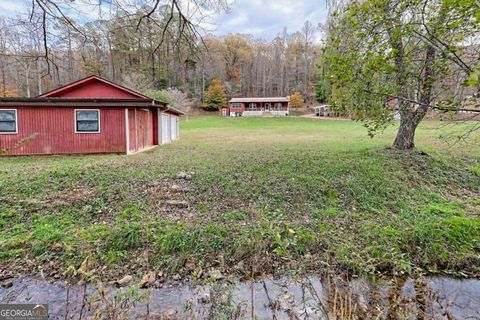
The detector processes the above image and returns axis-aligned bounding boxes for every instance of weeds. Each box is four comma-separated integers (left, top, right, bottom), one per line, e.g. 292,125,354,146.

0,117,479,280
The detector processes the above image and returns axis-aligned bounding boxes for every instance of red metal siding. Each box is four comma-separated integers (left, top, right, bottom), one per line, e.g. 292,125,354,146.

230,103,245,112
0,107,126,155
229,101,288,112
52,80,143,99
0,76,178,156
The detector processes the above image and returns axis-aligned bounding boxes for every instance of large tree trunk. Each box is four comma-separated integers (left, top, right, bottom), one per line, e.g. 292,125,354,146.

393,112,418,149
393,44,435,150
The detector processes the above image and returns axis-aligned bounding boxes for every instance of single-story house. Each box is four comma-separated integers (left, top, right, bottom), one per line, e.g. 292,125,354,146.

225,97,290,117
0,75,183,156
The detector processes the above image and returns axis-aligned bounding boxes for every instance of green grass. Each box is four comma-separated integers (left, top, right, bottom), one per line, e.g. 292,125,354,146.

0,116,479,280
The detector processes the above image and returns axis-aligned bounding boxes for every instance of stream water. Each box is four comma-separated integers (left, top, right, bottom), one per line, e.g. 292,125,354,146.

1,276,479,319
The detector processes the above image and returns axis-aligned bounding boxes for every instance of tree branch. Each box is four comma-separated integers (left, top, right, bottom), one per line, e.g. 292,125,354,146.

136,0,161,31
364,89,480,113
419,0,473,75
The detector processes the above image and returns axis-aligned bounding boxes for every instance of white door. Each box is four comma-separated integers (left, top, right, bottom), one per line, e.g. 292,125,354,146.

161,114,170,144
170,116,177,140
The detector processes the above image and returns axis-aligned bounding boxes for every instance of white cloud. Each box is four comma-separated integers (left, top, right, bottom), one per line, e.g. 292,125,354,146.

0,0,29,17
212,0,328,41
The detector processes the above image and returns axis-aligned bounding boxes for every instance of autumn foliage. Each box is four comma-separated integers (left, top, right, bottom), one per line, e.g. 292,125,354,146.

0,83,20,97
290,92,305,108
203,78,227,111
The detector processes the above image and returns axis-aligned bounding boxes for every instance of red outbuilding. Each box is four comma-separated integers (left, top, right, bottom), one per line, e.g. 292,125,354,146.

0,76,183,156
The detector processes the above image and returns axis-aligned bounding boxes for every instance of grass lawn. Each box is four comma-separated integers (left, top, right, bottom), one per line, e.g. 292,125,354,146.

1,116,479,282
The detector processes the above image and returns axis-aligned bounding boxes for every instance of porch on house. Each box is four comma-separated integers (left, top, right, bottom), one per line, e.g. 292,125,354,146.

229,97,290,117
244,102,287,116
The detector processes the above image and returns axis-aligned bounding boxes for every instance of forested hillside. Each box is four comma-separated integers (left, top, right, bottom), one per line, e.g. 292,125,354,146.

0,3,320,104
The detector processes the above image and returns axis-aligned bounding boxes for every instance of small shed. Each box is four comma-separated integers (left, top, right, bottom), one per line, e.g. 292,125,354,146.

219,106,229,117
0,75,183,156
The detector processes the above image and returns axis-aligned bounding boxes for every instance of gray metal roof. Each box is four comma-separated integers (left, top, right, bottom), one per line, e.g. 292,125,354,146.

0,97,184,115
229,97,290,103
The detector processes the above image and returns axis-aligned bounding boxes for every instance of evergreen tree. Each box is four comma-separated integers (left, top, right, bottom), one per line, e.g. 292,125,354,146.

315,77,325,103
203,79,227,111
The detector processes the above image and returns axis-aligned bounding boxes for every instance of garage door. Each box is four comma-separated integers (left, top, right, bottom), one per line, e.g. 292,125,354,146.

176,117,180,139
161,114,170,144
170,116,178,140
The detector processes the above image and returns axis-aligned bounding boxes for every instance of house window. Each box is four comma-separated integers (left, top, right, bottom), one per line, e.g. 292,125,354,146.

75,109,100,133
0,109,17,134
274,103,282,110
232,103,242,109
249,103,257,110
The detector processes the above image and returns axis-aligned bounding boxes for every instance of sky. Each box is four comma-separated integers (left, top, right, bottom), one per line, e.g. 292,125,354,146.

211,0,328,40
0,0,328,41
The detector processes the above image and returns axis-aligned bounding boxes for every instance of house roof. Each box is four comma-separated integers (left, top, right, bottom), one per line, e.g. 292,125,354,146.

314,105,330,110
229,97,290,103
39,75,150,99
0,75,185,115
0,97,184,115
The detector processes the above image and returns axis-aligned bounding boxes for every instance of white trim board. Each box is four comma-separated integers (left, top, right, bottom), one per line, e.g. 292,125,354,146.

125,108,130,154
0,109,18,135
74,109,101,134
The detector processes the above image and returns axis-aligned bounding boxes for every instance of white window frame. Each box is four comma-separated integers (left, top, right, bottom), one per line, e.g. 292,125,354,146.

75,109,101,134
248,103,257,111
274,103,282,111
231,103,242,108
0,109,18,134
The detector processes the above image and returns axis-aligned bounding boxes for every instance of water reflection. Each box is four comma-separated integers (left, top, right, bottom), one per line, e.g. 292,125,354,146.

1,276,479,319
